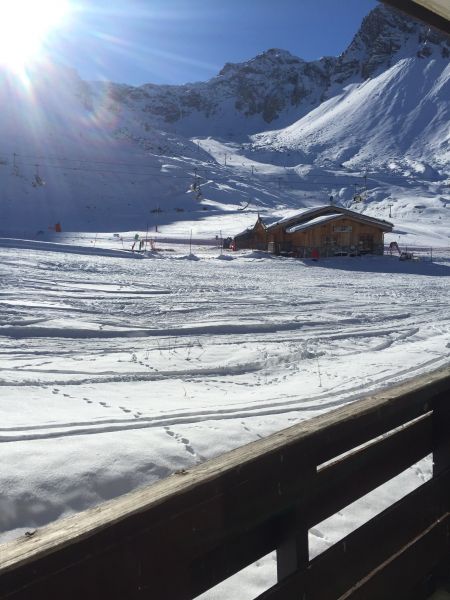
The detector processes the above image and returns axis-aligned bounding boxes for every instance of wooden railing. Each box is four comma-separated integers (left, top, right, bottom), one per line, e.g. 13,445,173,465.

1,367,449,599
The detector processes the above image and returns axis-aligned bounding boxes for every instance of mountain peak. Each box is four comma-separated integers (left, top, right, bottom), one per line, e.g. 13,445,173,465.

334,4,449,82
255,48,301,61
106,3,450,137
218,48,303,78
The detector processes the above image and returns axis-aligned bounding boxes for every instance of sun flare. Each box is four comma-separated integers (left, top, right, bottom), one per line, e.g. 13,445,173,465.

0,0,70,75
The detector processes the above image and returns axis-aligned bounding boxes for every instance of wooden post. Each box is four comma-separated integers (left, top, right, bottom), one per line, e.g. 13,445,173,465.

432,390,450,589
276,467,314,585
276,508,309,582
432,391,450,478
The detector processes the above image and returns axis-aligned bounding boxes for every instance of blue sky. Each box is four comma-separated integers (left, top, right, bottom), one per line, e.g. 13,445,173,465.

54,0,379,85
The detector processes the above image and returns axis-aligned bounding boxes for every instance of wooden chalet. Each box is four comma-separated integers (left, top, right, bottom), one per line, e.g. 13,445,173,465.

233,215,268,251
234,205,393,257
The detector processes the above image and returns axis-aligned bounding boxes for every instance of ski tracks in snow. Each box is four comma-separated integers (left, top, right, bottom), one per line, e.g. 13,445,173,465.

0,343,448,443
0,246,449,444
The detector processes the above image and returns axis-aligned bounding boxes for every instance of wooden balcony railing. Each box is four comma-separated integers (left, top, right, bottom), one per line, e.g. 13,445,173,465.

1,366,449,599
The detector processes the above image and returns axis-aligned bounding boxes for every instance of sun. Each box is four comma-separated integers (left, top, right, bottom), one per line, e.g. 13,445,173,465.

0,0,70,75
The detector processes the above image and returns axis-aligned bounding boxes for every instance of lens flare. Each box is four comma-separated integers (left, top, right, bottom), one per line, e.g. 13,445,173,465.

0,0,70,76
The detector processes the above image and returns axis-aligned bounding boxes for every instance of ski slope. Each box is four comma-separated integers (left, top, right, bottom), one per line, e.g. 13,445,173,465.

1,237,449,599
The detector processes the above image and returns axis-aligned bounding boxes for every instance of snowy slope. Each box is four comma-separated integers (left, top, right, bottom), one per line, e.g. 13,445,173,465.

0,238,448,600
0,5,448,243
254,56,450,171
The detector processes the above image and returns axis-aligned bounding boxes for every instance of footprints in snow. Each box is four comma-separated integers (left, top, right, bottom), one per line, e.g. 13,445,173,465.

164,426,196,455
82,395,142,418
51,387,143,419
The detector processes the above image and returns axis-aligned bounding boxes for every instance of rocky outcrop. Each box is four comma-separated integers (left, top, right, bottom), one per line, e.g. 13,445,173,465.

102,6,449,131
333,5,449,82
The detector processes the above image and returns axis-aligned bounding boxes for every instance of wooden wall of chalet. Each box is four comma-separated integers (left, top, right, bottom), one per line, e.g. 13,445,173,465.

253,220,268,248
268,218,385,255
234,219,268,250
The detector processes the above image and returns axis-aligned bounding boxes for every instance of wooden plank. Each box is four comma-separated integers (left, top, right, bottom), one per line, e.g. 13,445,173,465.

189,509,303,599
433,390,450,478
309,414,433,526
310,369,445,467
307,471,450,600
381,0,450,34
339,513,450,600
0,456,315,600
1,368,449,600
255,471,450,600
0,445,316,599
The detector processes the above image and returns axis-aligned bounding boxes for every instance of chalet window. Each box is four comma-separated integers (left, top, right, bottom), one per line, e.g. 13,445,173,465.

333,225,352,232
359,234,374,250
322,236,337,246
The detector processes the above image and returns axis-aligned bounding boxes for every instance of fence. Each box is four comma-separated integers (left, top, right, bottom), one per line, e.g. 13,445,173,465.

385,245,450,263
1,367,449,599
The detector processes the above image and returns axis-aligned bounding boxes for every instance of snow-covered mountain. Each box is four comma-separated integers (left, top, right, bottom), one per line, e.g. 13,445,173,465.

106,6,449,138
0,5,449,239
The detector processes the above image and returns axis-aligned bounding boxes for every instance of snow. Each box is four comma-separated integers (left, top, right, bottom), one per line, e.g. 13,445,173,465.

0,4,449,597
0,237,449,599
253,56,450,171
1,8,449,238
286,213,342,232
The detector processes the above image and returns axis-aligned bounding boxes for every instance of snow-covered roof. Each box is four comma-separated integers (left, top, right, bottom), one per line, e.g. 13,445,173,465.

267,206,332,229
234,226,254,238
286,213,342,233
234,215,266,238
265,204,393,232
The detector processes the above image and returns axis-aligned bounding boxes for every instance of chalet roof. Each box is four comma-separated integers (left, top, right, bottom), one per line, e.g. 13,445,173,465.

286,213,342,233
266,205,393,233
266,206,326,229
234,227,254,239
233,205,393,239
234,215,266,239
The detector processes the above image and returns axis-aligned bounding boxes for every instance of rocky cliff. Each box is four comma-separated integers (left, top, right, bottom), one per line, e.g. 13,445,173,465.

102,5,449,136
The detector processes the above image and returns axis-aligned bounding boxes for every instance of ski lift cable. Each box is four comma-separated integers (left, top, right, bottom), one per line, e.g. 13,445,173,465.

13,159,370,185
12,161,211,180
12,152,201,171
8,153,419,188
9,151,417,183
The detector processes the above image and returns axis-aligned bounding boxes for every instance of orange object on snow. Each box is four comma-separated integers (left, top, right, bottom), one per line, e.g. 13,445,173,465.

311,247,319,260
